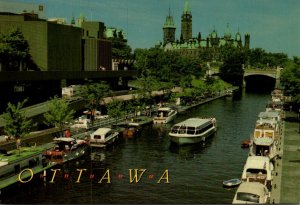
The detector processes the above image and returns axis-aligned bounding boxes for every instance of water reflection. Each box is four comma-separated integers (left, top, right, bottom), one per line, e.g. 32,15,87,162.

168,133,215,159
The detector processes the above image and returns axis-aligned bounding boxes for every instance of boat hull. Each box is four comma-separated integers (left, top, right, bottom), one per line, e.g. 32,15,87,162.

169,127,216,145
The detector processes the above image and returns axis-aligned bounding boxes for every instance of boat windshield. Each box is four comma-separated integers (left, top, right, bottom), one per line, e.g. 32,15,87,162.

170,126,180,133
187,127,195,134
236,192,260,203
157,111,168,117
247,169,267,174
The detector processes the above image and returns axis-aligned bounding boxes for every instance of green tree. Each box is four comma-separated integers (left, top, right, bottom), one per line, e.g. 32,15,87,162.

1,99,36,150
219,46,246,86
0,28,32,71
107,99,126,124
280,64,300,108
78,82,111,121
43,96,75,131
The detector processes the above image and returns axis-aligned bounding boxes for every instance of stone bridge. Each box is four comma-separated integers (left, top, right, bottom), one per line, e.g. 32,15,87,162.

208,67,283,88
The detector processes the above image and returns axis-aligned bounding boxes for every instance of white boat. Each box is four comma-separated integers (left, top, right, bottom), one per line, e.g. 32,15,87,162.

89,128,119,148
153,107,177,124
43,137,89,164
258,111,281,122
168,117,217,145
241,156,274,190
223,178,242,188
232,182,270,204
249,121,279,160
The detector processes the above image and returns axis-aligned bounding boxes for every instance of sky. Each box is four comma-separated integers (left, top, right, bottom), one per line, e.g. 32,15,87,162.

1,0,300,57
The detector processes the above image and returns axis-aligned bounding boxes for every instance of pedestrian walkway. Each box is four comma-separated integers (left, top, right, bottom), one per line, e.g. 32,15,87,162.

271,111,300,203
280,111,300,203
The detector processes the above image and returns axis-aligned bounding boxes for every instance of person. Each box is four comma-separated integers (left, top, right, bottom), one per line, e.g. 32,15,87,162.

65,129,71,138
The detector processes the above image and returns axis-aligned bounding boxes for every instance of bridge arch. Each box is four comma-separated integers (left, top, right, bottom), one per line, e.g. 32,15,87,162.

244,74,276,92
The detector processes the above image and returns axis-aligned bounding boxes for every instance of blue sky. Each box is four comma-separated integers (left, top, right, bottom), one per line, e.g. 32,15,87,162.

2,0,300,57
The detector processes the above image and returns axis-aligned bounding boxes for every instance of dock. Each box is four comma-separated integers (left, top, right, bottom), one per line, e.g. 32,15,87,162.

270,111,300,203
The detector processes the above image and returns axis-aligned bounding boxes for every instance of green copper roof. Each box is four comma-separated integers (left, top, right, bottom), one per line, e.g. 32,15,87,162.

224,23,231,38
211,29,218,38
183,0,191,15
164,15,176,28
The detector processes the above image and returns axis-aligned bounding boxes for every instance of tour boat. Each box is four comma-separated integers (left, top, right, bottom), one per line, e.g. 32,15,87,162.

168,117,217,145
241,156,274,190
89,127,119,148
232,182,270,204
153,107,177,124
43,137,89,164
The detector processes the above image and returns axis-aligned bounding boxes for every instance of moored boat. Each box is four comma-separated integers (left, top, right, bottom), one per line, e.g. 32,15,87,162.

43,137,88,164
169,117,217,145
0,144,54,189
232,182,270,204
223,178,242,188
249,121,278,160
241,156,274,190
89,127,119,148
153,107,177,124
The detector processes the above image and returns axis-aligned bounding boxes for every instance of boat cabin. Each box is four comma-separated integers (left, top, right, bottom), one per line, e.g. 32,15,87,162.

250,137,277,159
255,119,279,133
44,137,82,163
241,156,273,190
232,182,270,204
90,128,118,147
258,111,281,122
156,107,176,118
170,118,214,135
253,124,276,139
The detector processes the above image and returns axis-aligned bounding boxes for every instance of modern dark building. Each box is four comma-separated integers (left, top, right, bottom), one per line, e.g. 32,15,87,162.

0,11,137,112
0,12,82,71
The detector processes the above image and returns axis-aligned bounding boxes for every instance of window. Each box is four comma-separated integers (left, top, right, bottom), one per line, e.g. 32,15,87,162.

236,192,260,203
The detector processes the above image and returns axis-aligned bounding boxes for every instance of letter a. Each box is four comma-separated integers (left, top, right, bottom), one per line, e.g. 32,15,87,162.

157,170,169,184
98,169,111,184
129,169,146,183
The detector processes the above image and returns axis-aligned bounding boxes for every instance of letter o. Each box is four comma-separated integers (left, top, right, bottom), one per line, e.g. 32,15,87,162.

18,168,34,183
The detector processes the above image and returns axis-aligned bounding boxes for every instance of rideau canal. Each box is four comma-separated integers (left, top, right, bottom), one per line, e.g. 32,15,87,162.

1,90,271,204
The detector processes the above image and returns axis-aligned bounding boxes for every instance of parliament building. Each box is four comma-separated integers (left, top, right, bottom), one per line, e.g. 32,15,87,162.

161,0,250,61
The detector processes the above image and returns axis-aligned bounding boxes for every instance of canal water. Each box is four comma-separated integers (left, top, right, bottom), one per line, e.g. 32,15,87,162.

1,90,271,204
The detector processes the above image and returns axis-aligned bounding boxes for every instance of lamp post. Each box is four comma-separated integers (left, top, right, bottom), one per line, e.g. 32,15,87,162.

298,109,300,134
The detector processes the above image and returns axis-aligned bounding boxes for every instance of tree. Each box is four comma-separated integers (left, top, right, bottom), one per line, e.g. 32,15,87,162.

78,82,111,122
106,99,126,124
280,64,300,108
43,96,75,132
1,99,36,150
0,28,33,71
219,46,246,87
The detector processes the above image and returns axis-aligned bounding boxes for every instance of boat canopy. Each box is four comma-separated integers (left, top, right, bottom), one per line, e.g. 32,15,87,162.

158,107,173,112
236,182,266,197
258,112,280,119
253,137,274,146
91,128,112,137
244,156,271,170
173,118,211,128
53,137,76,142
